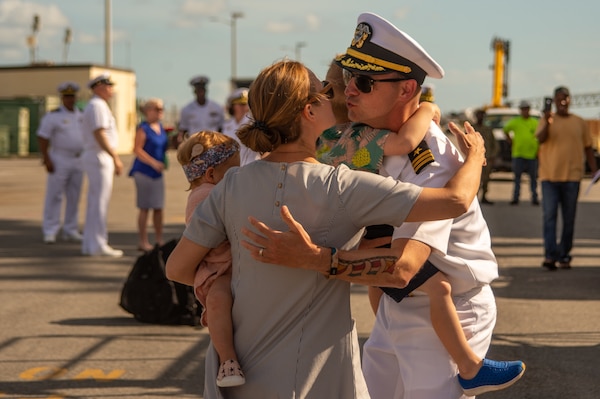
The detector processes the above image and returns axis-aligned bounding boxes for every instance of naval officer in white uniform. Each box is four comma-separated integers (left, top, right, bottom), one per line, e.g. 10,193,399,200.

176,75,225,145
80,73,124,257
37,82,84,244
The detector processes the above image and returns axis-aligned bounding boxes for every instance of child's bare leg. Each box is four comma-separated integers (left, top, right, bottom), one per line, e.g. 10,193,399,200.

379,263,524,394
206,270,238,363
417,272,482,379
206,269,245,387
378,261,527,395
419,272,526,395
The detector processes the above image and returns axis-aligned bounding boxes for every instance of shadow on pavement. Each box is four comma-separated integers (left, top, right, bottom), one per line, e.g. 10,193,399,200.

486,334,600,399
482,200,600,398
494,265,600,301
0,219,184,258
0,333,208,397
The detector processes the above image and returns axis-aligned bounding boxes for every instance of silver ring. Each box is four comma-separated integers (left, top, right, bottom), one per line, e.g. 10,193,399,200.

259,248,264,257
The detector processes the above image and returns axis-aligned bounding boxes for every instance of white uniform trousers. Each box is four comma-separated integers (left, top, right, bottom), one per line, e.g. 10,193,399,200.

42,151,83,236
362,285,497,399
81,151,115,255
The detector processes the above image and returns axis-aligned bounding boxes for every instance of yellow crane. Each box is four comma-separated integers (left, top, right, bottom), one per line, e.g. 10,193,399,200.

490,37,510,108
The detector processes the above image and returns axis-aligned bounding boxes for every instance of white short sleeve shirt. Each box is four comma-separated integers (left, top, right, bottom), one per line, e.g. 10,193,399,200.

382,122,499,294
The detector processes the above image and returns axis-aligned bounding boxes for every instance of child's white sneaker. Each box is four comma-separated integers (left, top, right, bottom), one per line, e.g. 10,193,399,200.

216,359,245,387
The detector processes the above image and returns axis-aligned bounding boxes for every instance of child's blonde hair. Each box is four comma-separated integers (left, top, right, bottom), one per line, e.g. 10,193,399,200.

177,130,239,186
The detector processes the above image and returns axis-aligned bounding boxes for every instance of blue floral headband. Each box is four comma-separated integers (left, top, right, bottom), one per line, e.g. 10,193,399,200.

182,142,239,182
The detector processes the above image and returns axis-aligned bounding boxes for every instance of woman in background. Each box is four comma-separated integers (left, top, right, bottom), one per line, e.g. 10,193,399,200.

129,98,169,251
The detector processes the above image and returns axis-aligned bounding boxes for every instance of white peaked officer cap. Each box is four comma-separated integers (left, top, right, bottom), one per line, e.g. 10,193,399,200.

335,12,444,85
227,87,249,106
88,72,114,89
190,75,209,87
57,81,80,95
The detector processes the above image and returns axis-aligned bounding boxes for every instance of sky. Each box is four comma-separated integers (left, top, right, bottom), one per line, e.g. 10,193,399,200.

2,0,600,122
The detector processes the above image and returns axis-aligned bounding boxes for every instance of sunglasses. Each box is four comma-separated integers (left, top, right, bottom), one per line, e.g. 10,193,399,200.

319,81,334,99
342,69,406,94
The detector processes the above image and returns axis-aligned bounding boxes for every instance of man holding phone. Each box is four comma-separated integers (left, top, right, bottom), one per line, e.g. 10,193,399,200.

503,100,540,205
536,86,598,270
543,97,553,113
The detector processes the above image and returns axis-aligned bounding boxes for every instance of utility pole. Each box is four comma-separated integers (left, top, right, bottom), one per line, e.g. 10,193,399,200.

210,12,244,81
63,28,72,64
295,41,306,61
230,12,244,80
105,0,112,66
26,14,40,64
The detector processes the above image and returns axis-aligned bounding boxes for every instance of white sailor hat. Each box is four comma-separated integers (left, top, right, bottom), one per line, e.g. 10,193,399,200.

190,75,209,87
88,72,114,89
335,12,444,85
57,81,79,95
227,87,249,106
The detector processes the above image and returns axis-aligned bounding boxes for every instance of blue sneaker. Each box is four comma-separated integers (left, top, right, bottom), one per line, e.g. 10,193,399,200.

458,358,526,396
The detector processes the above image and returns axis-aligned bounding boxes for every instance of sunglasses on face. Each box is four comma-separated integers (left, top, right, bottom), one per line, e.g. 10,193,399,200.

342,69,406,94
319,81,334,99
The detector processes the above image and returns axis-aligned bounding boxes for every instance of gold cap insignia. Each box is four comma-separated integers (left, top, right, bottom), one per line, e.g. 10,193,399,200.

352,23,371,49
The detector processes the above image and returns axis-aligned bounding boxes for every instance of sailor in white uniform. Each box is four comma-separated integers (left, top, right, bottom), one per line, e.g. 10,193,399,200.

177,75,225,144
37,81,84,244
80,73,124,257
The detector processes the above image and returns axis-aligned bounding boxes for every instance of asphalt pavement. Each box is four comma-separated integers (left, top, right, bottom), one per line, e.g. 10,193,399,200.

0,153,599,399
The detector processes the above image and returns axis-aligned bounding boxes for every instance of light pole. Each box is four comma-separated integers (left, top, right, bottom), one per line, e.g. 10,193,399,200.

26,14,40,64
211,12,244,81
63,28,72,64
230,12,244,81
105,0,112,66
295,41,306,61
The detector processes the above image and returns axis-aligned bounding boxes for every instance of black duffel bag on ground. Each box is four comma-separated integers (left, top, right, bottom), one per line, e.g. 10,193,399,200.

120,239,202,326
